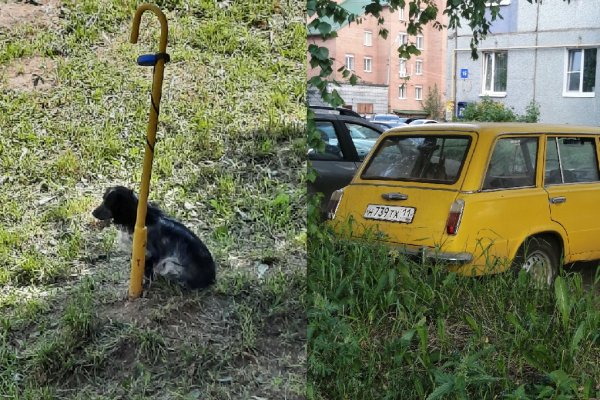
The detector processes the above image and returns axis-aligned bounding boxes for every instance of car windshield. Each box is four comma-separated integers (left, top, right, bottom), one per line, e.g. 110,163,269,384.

348,125,381,139
361,135,471,184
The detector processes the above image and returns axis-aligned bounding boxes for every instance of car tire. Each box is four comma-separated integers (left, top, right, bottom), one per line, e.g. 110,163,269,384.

511,236,560,286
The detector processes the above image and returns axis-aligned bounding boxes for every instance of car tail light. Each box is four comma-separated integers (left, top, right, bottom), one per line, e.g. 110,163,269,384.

327,189,344,220
445,199,464,235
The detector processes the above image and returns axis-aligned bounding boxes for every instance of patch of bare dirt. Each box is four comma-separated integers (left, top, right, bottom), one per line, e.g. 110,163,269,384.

1,56,57,90
0,0,60,29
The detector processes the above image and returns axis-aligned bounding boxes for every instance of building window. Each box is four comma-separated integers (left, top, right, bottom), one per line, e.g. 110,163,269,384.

345,55,355,71
398,7,405,20
482,51,508,95
415,60,423,75
416,35,424,50
399,84,406,99
564,48,597,97
364,31,372,47
364,57,372,73
399,58,407,77
398,33,408,45
415,86,423,100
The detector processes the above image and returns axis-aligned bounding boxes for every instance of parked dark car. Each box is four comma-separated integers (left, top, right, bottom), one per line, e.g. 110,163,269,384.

308,109,385,216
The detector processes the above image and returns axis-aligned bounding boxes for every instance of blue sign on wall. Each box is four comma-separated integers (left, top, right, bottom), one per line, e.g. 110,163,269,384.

460,69,469,79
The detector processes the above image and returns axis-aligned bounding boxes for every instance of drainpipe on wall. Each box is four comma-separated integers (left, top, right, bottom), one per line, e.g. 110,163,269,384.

449,28,458,121
533,1,540,101
386,10,393,113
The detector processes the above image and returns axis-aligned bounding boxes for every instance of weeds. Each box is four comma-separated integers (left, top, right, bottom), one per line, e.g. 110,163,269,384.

308,229,600,399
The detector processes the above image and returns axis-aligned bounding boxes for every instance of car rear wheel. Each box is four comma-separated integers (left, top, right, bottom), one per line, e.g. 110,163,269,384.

511,237,560,286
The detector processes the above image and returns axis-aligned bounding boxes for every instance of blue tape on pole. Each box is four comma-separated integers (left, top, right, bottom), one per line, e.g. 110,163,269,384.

137,54,158,66
137,53,171,67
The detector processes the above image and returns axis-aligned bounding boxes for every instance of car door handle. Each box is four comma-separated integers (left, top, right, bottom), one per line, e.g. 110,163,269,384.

382,192,408,201
550,197,566,204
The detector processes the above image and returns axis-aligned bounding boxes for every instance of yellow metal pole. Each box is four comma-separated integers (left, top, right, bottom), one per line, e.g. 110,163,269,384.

128,4,169,299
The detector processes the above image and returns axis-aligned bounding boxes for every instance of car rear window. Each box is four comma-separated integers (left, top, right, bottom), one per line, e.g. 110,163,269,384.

361,135,471,183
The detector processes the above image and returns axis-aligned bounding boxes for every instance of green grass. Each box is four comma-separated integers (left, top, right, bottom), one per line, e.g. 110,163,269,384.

0,0,305,398
308,226,600,399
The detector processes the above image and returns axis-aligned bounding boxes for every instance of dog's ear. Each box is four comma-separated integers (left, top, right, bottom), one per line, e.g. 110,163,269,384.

92,203,113,220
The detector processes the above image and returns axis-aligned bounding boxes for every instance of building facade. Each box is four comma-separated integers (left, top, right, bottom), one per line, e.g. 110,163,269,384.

308,0,447,117
447,0,600,125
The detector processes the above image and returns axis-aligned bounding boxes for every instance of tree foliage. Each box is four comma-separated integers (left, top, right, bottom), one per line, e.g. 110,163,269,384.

422,84,444,120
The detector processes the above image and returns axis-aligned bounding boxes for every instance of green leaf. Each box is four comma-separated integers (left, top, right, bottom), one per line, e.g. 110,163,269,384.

272,193,290,207
426,371,455,400
570,322,586,354
464,314,481,336
554,276,572,329
317,21,332,35
523,344,554,371
400,329,415,347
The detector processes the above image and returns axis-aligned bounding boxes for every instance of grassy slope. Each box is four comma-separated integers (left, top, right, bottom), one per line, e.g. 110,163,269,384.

0,0,306,398
308,229,600,399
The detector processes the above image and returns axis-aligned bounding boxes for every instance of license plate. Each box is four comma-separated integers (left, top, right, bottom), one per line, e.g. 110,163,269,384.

364,204,415,223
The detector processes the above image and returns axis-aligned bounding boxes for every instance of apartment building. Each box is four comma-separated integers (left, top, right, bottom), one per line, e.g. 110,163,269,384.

447,0,600,125
308,0,447,117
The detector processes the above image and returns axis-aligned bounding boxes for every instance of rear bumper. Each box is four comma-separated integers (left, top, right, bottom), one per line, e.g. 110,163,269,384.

393,245,473,265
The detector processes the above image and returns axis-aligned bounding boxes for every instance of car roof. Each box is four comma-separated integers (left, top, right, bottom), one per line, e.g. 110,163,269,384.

314,113,386,131
383,122,600,136
309,105,363,118
373,114,401,118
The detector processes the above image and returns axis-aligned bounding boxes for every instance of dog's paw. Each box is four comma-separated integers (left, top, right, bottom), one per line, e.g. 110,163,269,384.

142,276,153,290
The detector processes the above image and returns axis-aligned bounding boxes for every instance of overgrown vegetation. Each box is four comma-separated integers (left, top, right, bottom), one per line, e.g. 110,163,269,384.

308,229,600,399
422,84,444,120
0,0,306,398
462,97,541,122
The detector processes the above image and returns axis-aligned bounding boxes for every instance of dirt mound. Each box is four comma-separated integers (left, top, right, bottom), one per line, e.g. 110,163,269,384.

1,56,56,90
0,0,60,29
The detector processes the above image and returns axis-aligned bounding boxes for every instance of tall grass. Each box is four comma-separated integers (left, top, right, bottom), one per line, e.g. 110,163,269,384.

308,227,600,399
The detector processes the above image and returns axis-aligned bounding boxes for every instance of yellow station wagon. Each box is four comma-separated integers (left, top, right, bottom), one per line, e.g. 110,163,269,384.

327,123,600,284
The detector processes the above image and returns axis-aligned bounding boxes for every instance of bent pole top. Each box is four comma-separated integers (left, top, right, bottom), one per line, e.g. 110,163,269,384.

130,3,168,54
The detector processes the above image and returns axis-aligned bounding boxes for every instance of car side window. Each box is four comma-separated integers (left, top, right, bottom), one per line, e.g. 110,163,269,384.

545,137,600,185
483,137,538,190
309,121,343,161
344,123,380,161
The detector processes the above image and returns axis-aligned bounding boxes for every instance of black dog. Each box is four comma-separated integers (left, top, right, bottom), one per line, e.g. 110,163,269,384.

92,186,216,289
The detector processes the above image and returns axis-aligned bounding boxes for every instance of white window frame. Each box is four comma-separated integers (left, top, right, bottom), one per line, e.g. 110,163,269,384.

481,51,508,97
399,58,407,78
485,0,510,6
563,48,596,98
415,85,423,101
415,59,423,75
398,7,405,20
364,31,372,47
398,33,408,45
345,54,355,71
364,57,372,73
416,35,424,51
399,84,406,99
